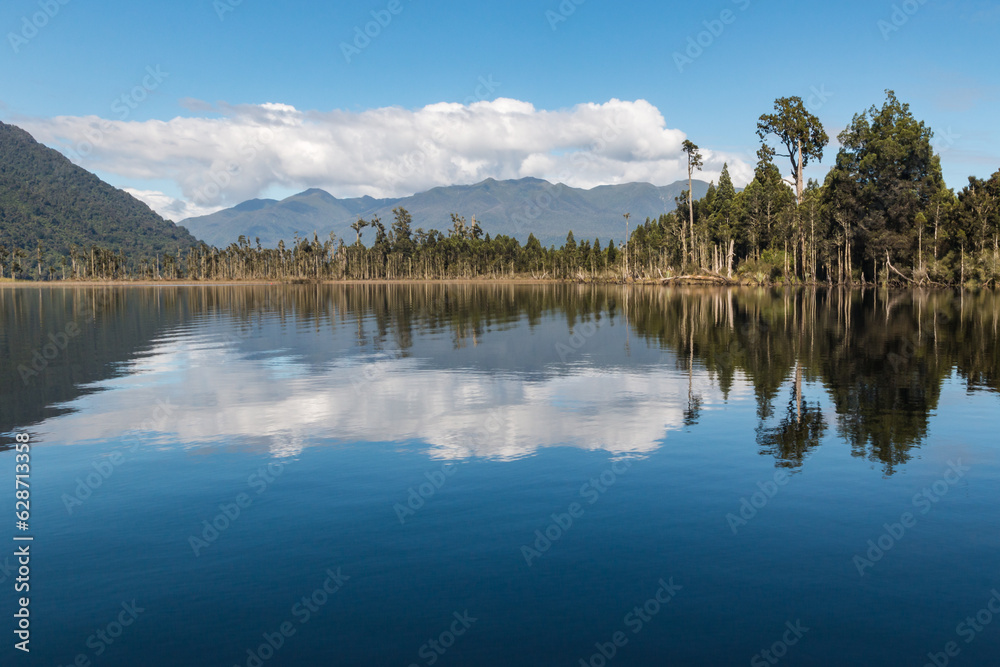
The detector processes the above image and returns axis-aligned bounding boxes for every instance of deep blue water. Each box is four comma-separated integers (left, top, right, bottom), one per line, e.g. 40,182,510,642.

1,285,999,666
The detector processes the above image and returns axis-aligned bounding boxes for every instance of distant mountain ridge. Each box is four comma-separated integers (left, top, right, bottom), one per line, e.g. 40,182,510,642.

0,122,198,260
181,177,712,248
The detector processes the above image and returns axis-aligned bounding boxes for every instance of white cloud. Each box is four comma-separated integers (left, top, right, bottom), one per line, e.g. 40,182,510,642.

123,188,219,222
38,334,735,462
18,98,753,220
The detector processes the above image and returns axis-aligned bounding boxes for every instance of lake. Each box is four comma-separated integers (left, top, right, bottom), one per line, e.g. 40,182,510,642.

1,284,998,666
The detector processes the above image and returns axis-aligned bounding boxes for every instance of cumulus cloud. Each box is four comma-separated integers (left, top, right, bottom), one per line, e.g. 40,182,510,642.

18,99,752,221
123,188,219,221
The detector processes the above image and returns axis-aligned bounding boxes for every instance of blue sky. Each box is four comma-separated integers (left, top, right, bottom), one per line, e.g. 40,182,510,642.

2,0,997,220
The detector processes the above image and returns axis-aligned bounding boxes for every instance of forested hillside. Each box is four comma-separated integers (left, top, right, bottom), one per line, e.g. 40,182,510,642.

0,122,198,278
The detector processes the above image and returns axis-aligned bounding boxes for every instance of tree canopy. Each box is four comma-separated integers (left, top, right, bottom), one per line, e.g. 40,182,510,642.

757,96,829,205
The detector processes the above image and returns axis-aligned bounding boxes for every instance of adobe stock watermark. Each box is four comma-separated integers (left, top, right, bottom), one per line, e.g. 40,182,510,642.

348,348,404,391
393,460,461,525
887,310,952,373
214,0,244,22
56,600,145,667
61,399,176,515
750,620,810,667
716,319,769,370
853,460,970,577
18,289,122,384
509,110,631,238
878,0,929,41
0,554,16,587
64,66,170,163
725,468,791,535
394,407,507,523
933,127,961,155
217,325,256,365
546,0,587,31
388,75,502,190
520,458,633,567
7,0,72,54
556,320,599,362
111,66,170,119
341,0,411,64
234,568,349,667
188,460,286,556
191,127,275,205
17,321,81,385
407,611,478,667
921,589,1000,667
673,0,752,73
804,85,834,113
577,578,682,667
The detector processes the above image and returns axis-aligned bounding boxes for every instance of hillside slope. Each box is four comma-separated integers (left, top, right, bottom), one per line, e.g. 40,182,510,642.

0,122,198,260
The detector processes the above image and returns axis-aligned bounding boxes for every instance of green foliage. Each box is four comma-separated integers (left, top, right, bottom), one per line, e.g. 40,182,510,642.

0,121,198,278
757,96,829,204
825,90,946,274
955,173,1000,255
737,249,787,281
390,206,415,256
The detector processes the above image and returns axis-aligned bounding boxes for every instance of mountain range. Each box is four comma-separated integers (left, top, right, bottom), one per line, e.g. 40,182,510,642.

0,120,714,255
181,177,712,248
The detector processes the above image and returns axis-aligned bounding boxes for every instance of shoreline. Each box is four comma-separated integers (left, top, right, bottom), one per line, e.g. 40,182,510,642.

0,277,970,289
0,277,562,287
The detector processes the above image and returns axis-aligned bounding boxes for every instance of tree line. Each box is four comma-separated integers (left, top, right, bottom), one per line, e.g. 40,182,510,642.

3,90,997,286
634,90,999,286
0,209,624,282
0,121,200,271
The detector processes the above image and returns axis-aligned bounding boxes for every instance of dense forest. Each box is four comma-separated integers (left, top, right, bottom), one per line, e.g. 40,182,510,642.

0,121,199,275
2,90,998,286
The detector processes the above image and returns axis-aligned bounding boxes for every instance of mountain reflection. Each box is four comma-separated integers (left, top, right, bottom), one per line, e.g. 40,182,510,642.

2,285,997,473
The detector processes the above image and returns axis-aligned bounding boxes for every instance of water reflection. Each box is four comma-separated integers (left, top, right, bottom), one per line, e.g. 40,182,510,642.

627,288,1000,472
2,285,998,474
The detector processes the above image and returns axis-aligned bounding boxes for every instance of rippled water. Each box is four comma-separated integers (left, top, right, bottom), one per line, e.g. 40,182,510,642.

1,284,998,666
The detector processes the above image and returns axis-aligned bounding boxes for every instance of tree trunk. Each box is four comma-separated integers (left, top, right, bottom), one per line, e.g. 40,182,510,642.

934,204,940,261
796,140,804,206
688,168,695,265
795,362,802,424
994,235,998,286
918,227,923,278
810,205,815,282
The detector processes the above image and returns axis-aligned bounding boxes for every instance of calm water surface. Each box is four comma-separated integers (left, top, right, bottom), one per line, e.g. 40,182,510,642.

1,284,998,666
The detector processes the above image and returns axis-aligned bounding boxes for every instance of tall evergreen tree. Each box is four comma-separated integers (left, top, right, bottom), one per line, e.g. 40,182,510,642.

825,90,945,280
757,97,829,205
712,164,738,275
391,207,415,256
682,140,704,265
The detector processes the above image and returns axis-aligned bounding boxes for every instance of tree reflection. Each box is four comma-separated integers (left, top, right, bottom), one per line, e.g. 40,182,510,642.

2,284,998,473
756,389,827,469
